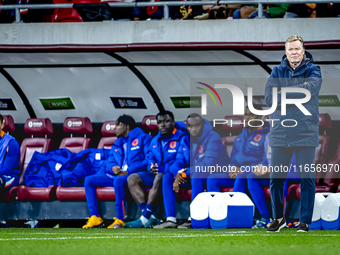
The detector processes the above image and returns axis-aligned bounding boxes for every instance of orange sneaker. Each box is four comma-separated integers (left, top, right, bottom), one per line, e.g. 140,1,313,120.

82,215,104,229
107,217,124,229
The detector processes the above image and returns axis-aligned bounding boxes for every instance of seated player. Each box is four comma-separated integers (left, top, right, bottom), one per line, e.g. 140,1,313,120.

154,113,229,229
206,106,269,207
125,110,187,228
0,114,20,194
82,115,151,229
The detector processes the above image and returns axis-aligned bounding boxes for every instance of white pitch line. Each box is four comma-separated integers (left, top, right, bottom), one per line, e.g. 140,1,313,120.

0,233,339,241
2,232,57,235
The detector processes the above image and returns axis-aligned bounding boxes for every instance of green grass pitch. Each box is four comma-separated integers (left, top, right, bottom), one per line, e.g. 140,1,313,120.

1,228,340,255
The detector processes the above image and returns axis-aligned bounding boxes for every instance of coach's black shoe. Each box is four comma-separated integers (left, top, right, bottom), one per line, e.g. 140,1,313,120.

297,223,309,232
267,218,286,232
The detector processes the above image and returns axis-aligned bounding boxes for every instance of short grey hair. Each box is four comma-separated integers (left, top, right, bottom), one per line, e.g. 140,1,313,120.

285,35,304,49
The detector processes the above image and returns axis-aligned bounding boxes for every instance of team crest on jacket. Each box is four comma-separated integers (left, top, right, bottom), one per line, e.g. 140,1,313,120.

131,139,140,150
254,134,262,142
170,141,176,149
132,139,138,146
199,144,203,153
168,141,177,153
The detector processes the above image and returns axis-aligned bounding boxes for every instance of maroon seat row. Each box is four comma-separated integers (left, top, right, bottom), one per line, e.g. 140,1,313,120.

1,115,159,202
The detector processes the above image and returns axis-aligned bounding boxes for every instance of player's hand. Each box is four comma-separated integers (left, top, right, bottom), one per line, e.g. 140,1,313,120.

175,171,187,184
253,164,268,176
112,166,122,175
173,179,180,193
118,171,128,177
229,166,242,179
150,163,159,175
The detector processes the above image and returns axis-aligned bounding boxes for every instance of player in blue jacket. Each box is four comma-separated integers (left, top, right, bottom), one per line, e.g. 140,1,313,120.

0,114,20,193
207,106,269,196
125,110,187,228
153,113,229,229
82,115,151,229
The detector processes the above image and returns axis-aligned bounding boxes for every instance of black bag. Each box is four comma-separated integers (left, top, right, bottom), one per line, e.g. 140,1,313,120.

209,6,227,19
73,3,111,21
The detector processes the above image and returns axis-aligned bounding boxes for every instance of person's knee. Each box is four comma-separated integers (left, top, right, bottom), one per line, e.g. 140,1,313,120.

152,173,163,188
246,173,256,188
127,173,141,187
84,176,94,187
206,178,215,190
240,6,254,18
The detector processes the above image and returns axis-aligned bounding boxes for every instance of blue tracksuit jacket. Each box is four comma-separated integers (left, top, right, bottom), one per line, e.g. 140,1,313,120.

170,119,229,177
230,123,270,170
0,131,20,178
148,122,188,174
24,148,110,187
102,127,152,176
265,51,322,148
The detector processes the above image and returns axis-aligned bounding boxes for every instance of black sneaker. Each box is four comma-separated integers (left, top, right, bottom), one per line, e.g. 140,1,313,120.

267,218,287,232
297,223,309,232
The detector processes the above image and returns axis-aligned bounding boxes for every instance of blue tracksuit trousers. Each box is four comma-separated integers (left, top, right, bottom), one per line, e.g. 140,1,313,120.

270,147,315,224
84,173,129,220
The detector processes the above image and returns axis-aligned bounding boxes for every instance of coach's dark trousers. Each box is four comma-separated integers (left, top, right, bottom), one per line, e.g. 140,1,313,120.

270,147,316,224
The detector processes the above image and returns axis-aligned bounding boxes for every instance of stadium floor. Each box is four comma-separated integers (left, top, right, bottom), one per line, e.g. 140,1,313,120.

1,228,340,255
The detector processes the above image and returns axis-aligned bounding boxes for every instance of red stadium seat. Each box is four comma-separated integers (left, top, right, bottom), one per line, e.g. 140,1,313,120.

2,115,15,133
17,186,57,202
287,183,300,200
221,115,244,157
221,187,234,192
97,120,117,149
56,186,86,201
59,117,92,153
19,118,53,184
56,185,115,201
262,187,271,199
16,118,54,202
43,8,83,22
141,115,158,136
175,188,192,201
296,142,340,200
281,114,333,201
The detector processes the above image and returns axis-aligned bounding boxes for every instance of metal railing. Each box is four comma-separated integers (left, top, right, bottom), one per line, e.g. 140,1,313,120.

0,0,339,23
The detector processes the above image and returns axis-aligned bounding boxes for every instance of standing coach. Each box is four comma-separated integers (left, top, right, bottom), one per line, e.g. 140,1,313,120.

265,35,322,232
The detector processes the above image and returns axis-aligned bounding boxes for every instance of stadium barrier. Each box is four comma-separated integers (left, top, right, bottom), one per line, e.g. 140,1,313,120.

0,0,339,23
